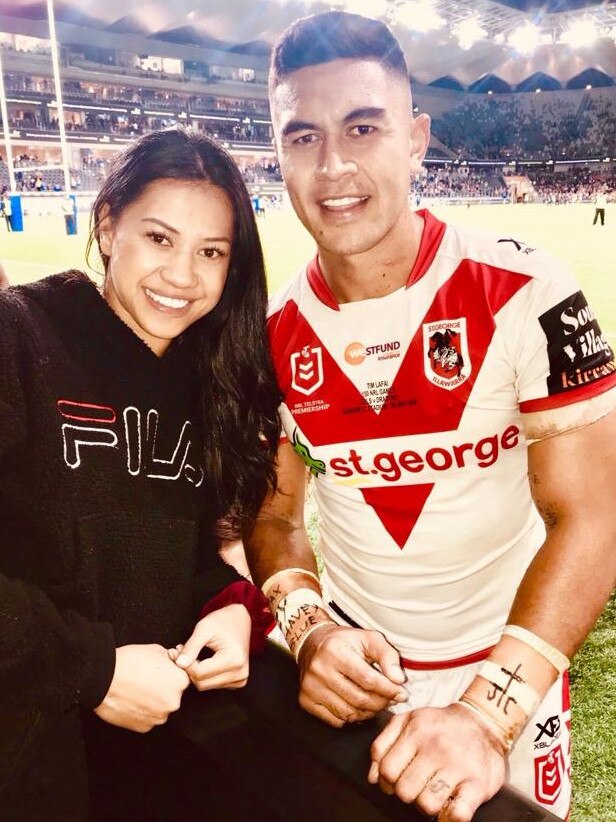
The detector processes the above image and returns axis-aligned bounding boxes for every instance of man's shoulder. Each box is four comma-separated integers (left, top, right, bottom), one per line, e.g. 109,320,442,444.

440,218,567,286
267,266,307,322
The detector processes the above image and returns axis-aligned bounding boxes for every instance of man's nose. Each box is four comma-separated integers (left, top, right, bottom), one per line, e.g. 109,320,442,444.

316,139,358,181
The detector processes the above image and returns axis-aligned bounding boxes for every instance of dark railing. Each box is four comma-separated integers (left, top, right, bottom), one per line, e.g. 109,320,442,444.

175,640,561,822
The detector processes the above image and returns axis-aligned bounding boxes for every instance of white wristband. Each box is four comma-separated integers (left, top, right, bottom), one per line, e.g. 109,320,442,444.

502,625,570,675
276,588,327,636
261,567,321,600
478,659,541,717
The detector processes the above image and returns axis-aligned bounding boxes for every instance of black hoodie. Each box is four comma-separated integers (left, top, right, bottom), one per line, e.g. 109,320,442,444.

0,272,242,719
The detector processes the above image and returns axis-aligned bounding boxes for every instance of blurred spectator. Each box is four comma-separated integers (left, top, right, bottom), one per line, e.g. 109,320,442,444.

593,192,607,226
1,193,12,232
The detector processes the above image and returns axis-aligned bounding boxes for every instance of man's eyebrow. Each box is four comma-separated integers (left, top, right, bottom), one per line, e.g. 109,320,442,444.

281,119,318,138
343,107,386,124
281,107,386,139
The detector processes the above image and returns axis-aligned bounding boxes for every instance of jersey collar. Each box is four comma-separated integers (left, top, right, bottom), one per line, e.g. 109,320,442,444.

306,209,446,310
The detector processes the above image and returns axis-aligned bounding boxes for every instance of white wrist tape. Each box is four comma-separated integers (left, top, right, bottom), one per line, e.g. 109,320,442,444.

502,625,570,675
478,659,541,717
261,567,321,600
276,588,327,637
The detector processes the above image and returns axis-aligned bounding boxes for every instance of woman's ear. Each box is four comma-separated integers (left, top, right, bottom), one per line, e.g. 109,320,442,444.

97,203,113,257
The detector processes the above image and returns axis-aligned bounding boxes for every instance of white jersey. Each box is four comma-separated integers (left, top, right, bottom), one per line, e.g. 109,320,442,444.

267,210,616,665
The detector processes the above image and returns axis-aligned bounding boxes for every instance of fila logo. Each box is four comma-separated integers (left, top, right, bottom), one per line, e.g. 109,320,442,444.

290,345,324,396
57,400,204,486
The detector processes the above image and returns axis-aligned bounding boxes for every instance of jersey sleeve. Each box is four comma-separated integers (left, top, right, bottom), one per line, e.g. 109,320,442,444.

513,257,616,413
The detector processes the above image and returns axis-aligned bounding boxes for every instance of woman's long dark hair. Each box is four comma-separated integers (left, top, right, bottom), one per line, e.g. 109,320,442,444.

88,128,281,530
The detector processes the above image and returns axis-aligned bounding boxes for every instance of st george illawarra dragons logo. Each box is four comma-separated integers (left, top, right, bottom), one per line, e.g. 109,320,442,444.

423,318,471,391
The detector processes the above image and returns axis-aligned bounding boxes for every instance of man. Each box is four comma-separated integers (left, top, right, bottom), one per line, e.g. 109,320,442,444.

1,192,12,232
592,191,607,225
245,12,616,822
61,195,76,234
0,262,9,289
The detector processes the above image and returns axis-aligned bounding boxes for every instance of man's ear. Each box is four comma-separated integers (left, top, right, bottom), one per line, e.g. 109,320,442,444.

410,113,431,177
97,203,113,256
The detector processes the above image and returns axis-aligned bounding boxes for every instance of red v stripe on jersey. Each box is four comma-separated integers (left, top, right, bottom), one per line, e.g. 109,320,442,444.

361,484,433,549
270,261,531,447
269,257,531,549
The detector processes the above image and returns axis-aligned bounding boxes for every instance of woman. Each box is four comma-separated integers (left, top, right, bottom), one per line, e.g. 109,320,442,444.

0,129,280,821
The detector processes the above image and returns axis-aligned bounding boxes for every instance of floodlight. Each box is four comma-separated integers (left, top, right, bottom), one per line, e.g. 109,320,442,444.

508,23,540,55
454,17,488,50
392,1,445,33
561,19,598,47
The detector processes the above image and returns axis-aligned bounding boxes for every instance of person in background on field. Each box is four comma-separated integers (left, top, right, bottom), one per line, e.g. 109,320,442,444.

1,191,12,231
61,195,76,234
592,191,607,225
0,128,280,822
245,12,616,822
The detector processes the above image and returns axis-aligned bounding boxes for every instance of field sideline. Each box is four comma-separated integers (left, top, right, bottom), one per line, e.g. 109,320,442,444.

1,201,615,820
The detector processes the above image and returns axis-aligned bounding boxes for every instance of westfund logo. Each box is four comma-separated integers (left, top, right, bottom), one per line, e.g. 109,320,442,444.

539,290,615,395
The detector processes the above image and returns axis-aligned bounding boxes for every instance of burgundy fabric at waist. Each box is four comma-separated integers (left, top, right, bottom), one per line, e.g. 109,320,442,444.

329,600,495,672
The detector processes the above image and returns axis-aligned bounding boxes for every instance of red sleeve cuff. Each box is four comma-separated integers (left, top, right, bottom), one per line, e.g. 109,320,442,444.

199,580,276,655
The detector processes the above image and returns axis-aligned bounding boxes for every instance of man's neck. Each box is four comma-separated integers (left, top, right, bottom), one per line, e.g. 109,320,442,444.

318,209,424,304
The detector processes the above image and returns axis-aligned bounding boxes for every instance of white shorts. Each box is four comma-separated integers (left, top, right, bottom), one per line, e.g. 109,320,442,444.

389,662,572,820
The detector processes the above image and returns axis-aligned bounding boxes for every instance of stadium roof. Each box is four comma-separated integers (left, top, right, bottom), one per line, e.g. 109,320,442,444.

1,0,615,88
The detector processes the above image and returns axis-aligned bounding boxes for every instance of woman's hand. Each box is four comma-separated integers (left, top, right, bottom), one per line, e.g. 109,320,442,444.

169,604,251,691
94,644,190,732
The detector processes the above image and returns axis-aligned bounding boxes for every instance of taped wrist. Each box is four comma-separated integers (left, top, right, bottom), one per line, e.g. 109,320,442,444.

260,568,335,658
460,654,544,753
261,567,321,611
275,588,334,658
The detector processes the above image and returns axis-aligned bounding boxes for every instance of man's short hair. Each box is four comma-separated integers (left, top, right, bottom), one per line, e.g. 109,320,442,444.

269,11,409,91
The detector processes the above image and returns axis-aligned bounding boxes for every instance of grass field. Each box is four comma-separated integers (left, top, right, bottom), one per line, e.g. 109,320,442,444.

1,202,615,820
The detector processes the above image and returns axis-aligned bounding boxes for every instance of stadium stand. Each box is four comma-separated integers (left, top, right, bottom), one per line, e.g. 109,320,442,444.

1,13,615,203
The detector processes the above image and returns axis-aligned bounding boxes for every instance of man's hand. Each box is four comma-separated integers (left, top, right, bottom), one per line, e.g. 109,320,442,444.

297,624,408,727
369,704,508,821
94,644,190,733
170,604,251,691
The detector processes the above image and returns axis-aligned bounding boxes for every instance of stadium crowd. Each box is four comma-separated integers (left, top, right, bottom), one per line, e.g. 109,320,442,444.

3,64,616,201
416,165,508,199
5,67,616,163
2,152,614,203
526,167,616,203
431,93,616,161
